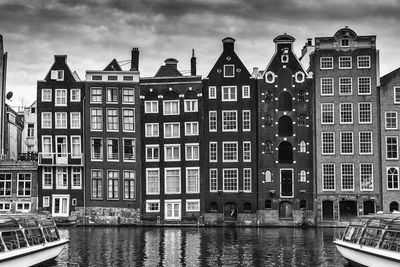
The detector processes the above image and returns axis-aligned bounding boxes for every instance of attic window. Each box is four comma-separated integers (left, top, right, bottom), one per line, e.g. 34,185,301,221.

92,75,102,81
281,48,289,63
341,38,349,47
265,71,275,84
223,65,235,78
123,76,134,81
295,71,305,83
51,70,64,81
108,76,118,81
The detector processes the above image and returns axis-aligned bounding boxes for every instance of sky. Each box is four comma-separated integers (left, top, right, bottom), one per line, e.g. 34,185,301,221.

1,0,400,107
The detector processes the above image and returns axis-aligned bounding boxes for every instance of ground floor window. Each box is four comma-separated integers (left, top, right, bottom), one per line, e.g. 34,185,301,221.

52,195,69,217
146,200,160,212
165,200,181,220
390,201,399,212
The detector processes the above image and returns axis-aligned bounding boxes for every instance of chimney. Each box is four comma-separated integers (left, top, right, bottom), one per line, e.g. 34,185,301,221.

190,49,196,76
130,47,139,71
222,37,235,53
165,58,178,68
54,55,67,63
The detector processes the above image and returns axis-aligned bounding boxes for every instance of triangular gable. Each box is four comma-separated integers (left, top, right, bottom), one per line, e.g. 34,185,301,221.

103,59,122,71
207,47,251,80
43,55,77,82
381,67,400,86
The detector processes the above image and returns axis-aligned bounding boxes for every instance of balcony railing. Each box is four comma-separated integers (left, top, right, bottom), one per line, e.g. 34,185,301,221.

18,152,38,162
38,152,83,166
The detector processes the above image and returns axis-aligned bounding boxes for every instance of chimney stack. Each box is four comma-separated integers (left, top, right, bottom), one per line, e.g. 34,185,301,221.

164,58,178,68
190,49,196,76
307,38,312,46
130,47,139,71
222,37,235,53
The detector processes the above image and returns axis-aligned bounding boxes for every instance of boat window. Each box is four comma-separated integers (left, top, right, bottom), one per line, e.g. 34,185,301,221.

16,230,27,248
0,238,4,252
1,231,19,250
343,227,363,243
17,216,39,228
379,231,400,252
359,228,382,247
43,227,60,242
24,228,45,245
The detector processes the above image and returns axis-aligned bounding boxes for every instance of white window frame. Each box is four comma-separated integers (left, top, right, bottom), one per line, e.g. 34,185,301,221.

186,167,200,194
223,64,235,78
340,132,354,155
55,89,67,106
186,199,200,212
359,131,373,155
339,77,352,95
185,122,199,136
385,111,398,130
70,89,81,102
55,112,67,129
145,123,159,137
164,144,181,162
243,141,251,162
358,77,372,95
145,100,158,113
339,103,353,124
321,103,334,124
165,168,181,194
209,142,217,162
16,202,31,213
164,122,180,138
223,168,238,192
185,143,199,161
321,132,335,155
322,163,336,191
339,56,352,69
41,112,52,129
320,77,334,96
386,136,399,160
222,141,238,162
42,167,53,189
41,89,52,102
320,57,333,70
358,102,372,124
209,86,217,99
394,87,400,104
90,108,103,131
122,108,135,132
70,135,81,158
51,70,64,81
209,111,217,132
146,200,160,212
145,145,160,162
106,108,119,132
184,99,198,112
360,163,374,191
70,112,81,129
146,168,160,195
357,56,371,69
43,196,50,208
90,87,102,103
242,110,251,131
222,86,237,101
90,138,103,161
42,136,53,158
243,168,252,192
122,88,135,104
387,167,400,190
71,167,82,189
123,138,136,162
242,85,250,99
56,167,68,189
341,163,354,191
210,169,218,192
222,110,237,132
163,100,180,115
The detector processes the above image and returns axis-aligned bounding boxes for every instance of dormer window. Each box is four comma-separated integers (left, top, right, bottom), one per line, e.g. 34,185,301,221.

281,48,289,63
223,65,235,78
51,70,64,81
265,71,275,84
341,38,349,47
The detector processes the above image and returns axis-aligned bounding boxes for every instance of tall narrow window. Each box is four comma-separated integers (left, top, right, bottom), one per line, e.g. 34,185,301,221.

243,110,251,131
209,142,217,162
43,167,52,189
209,86,216,99
222,111,237,131
243,169,251,192
340,103,353,124
0,174,12,196
123,109,135,132
42,136,52,158
387,167,399,190
71,136,81,158
385,112,398,129
321,78,334,95
358,103,372,124
107,87,118,103
340,132,354,154
123,139,136,161
322,164,335,191
56,167,68,189
322,132,335,155
17,173,31,196
210,169,218,192
209,111,217,131
146,169,160,195
122,88,135,104
72,167,82,189
91,108,102,131
70,112,81,129
359,132,372,154
360,164,373,191
165,168,181,194
123,171,135,200
186,167,200,194
107,139,119,161
242,85,250,98
107,171,119,200
91,170,103,199
339,77,352,95
42,112,52,129
243,142,251,162
107,109,119,131
341,164,354,190
55,89,67,106
386,136,398,160
358,77,371,95
223,169,238,192
91,138,103,160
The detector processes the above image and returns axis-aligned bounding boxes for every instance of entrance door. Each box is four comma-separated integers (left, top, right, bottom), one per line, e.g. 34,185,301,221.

224,202,237,221
363,200,375,215
322,200,334,220
165,201,181,220
52,195,69,217
56,136,67,164
279,201,293,218
339,201,358,221
281,169,293,197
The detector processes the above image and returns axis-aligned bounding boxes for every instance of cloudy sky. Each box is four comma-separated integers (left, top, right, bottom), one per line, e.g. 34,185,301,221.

1,0,400,106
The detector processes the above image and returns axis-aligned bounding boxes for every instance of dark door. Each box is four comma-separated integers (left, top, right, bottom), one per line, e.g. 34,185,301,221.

322,200,334,220
363,200,375,215
281,170,293,197
224,203,237,221
339,201,358,221
279,201,293,218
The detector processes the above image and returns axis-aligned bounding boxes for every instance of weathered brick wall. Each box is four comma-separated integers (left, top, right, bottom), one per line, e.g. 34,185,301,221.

72,207,141,225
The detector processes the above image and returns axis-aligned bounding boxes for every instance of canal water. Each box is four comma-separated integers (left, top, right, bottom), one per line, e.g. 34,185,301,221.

49,227,350,266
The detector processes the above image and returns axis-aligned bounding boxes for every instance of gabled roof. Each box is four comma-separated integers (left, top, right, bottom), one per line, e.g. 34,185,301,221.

103,59,122,71
381,67,400,86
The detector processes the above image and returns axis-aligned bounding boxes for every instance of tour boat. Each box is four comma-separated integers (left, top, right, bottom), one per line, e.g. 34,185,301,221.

0,214,69,267
334,214,400,267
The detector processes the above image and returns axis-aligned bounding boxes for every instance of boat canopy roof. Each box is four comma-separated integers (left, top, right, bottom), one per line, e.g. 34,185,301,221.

0,214,55,230
350,215,400,231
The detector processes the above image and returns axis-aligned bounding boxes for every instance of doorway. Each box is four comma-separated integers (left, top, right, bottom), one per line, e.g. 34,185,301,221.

322,200,334,220
224,202,237,221
339,201,357,221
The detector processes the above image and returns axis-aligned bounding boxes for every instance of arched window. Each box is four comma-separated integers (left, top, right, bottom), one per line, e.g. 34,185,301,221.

265,199,272,209
298,90,306,101
299,200,306,209
299,141,306,153
390,201,399,212
278,141,293,164
278,116,293,136
265,72,275,84
298,114,307,126
265,141,273,154
299,170,307,182
265,114,273,126
244,202,251,212
278,92,292,111
387,168,399,189
210,202,218,212
265,90,273,101
265,170,272,182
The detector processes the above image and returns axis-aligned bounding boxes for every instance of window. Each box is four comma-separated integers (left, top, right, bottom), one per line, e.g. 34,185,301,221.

107,88,118,103
209,111,217,131
265,141,273,154
107,139,119,161
298,90,306,101
91,170,103,199
42,89,52,102
357,56,371,68
43,197,50,208
186,200,200,212
17,173,31,196
51,70,64,80
123,139,136,161
222,86,237,101
340,132,354,154
265,71,275,83
164,123,180,138
322,132,335,155
145,123,159,137
243,141,251,162
222,111,237,131
122,109,135,132
107,109,119,131
122,88,134,104
359,103,372,124
42,136,52,158
43,167,52,189
298,114,307,126
209,86,216,99
242,85,250,98
0,173,11,196
322,164,335,190
16,202,31,212
321,103,334,124
386,136,398,159
387,167,399,190
185,122,198,136
341,38,349,47
299,170,307,182
210,169,218,192
359,132,373,154
243,168,251,192
55,112,67,129
163,100,180,115
30,107,36,114
243,110,251,131
341,164,354,190
223,64,235,77
145,101,158,113
56,167,68,189
265,170,272,182
223,142,238,162
340,103,353,124
91,138,103,161
108,76,117,81
299,141,306,153
71,89,80,102
339,77,352,95
164,144,180,161
42,112,52,129
165,168,181,194
107,171,119,200
295,72,305,83
186,167,200,193
394,87,400,104
146,145,159,162
321,78,334,95
123,171,135,200
185,144,199,161
184,99,198,112
386,112,398,129
55,89,67,106
360,164,373,191
209,142,217,162
339,56,352,69
146,169,160,195
71,136,81,158
223,169,238,192
91,88,102,103
90,108,102,131
320,57,333,69
358,77,371,95
146,200,160,212
70,112,81,129
72,167,81,189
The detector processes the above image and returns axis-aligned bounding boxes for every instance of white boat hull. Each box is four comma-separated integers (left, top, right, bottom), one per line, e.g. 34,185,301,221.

334,240,400,267
0,239,68,267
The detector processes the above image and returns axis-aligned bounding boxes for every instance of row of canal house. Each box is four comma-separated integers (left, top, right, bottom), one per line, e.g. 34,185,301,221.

32,27,400,226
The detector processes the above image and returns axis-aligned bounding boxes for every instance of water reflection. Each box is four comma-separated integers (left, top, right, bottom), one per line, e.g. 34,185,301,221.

49,227,350,266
